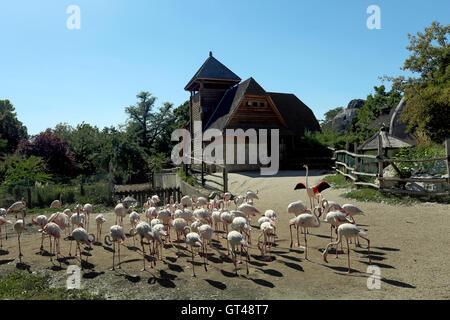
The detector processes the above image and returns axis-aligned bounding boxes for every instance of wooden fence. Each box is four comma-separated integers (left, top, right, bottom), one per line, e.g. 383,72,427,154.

332,133,450,197
113,185,182,207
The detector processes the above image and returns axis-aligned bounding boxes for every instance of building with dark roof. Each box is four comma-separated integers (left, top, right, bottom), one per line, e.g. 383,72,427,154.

185,52,321,171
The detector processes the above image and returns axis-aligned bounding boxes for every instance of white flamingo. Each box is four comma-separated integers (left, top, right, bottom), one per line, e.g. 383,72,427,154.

289,206,322,260
83,203,93,232
32,215,48,250
340,204,365,223
105,225,125,270
198,224,213,268
70,227,94,268
41,222,61,262
131,221,163,270
323,223,371,274
13,219,25,262
114,202,127,226
8,199,27,226
258,221,275,260
227,230,249,276
184,229,204,277
95,214,106,243
0,216,12,249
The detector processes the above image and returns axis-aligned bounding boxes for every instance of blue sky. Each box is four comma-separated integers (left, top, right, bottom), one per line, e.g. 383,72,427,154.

0,0,448,135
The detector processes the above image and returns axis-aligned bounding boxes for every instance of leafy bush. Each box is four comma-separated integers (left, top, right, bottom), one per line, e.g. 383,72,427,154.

177,168,196,186
392,143,446,176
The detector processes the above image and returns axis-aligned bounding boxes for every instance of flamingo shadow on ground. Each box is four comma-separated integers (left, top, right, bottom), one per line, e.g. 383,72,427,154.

49,265,64,271
354,249,385,256
165,256,177,263
39,250,52,257
205,279,227,290
220,269,238,278
289,248,304,254
58,256,75,263
0,249,9,256
278,254,302,262
278,260,304,272
250,254,276,262
125,245,139,251
80,260,95,270
248,260,267,267
373,246,400,252
0,258,14,265
257,268,283,277
102,246,114,253
249,278,274,288
381,278,416,288
83,270,104,279
125,274,141,283
119,258,142,265
311,234,332,239
93,242,103,246
148,270,177,288
323,264,360,274
167,263,184,273
81,251,92,257
269,250,289,255
360,254,385,261
16,262,31,272
84,246,93,251
220,256,233,263
206,255,222,264
360,261,395,269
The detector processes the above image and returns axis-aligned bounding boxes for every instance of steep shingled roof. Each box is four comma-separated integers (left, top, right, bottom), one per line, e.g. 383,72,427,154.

359,130,413,151
184,53,241,91
204,77,268,131
203,78,321,136
268,92,321,135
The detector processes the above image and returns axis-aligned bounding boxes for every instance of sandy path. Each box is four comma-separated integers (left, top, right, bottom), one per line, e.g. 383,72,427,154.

0,170,448,299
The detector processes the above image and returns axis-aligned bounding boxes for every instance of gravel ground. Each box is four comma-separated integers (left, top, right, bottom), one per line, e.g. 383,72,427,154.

0,169,448,299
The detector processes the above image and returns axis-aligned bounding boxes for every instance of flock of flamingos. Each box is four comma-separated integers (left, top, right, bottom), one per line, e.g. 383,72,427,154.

0,166,371,277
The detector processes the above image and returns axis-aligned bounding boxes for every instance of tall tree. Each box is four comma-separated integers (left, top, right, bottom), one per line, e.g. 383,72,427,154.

16,129,77,179
125,92,175,155
0,100,28,154
386,21,449,142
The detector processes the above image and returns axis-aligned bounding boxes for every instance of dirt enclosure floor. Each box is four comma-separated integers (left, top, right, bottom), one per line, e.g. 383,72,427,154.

0,170,449,300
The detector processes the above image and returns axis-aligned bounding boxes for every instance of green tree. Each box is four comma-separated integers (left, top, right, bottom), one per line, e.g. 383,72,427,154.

3,156,52,206
0,100,28,154
323,107,343,124
385,21,449,142
125,92,175,155
354,85,402,143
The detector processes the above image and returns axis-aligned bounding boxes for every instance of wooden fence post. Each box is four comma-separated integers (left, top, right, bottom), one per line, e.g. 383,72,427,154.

345,141,349,177
223,166,228,193
354,142,359,185
378,131,384,191
446,137,450,194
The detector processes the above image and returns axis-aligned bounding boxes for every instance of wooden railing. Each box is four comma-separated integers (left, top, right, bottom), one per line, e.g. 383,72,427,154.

332,133,450,197
113,186,182,206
